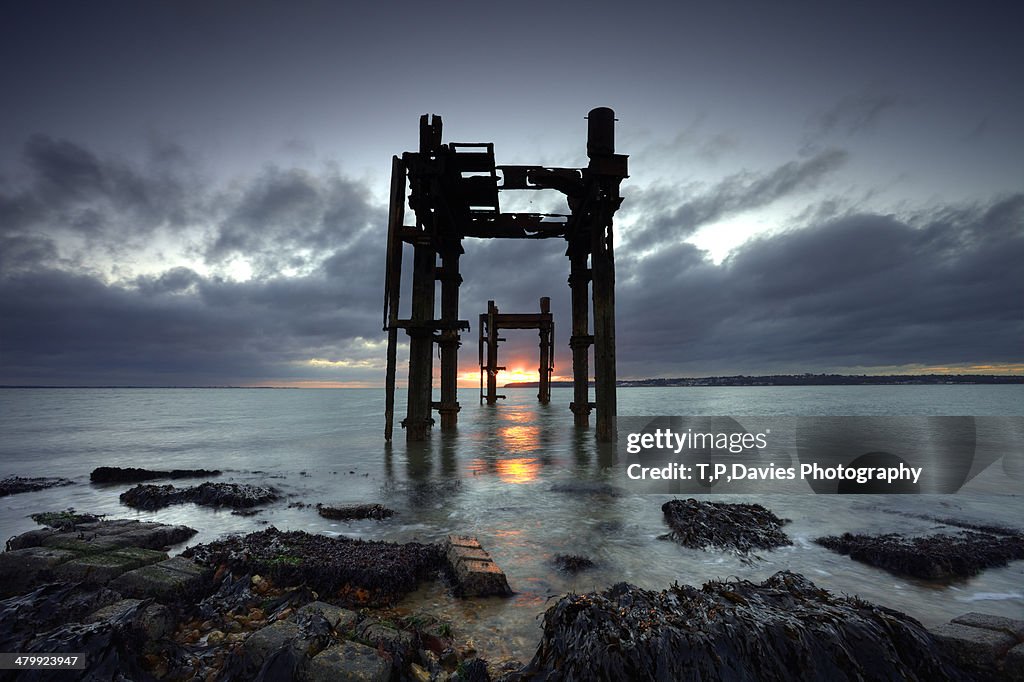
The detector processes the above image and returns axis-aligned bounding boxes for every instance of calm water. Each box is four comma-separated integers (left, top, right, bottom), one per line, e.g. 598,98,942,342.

2,386,1023,662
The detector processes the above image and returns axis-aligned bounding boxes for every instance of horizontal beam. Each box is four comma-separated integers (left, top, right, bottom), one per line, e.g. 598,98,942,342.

391,319,471,332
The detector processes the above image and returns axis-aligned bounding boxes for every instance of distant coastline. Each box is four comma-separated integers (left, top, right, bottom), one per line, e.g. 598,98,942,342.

504,374,1024,388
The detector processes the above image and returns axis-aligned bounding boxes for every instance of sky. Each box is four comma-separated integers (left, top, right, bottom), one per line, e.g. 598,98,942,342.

1,0,1021,387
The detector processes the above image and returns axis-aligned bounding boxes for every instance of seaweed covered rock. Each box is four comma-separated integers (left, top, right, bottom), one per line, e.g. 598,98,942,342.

119,481,279,510
316,503,394,520
522,572,969,681
0,475,74,497
91,466,221,483
660,498,791,553
30,509,103,530
552,554,595,573
183,527,443,606
815,531,1024,579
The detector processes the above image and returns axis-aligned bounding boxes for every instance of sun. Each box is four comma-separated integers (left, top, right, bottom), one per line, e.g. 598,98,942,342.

457,364,540,387
500,367,539,384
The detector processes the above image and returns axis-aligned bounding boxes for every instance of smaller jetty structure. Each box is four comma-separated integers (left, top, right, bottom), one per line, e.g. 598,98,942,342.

478,298,554,406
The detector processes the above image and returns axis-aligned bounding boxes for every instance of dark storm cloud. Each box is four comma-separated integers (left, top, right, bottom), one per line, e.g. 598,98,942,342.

0,135,206,273
624,149,848,250
206,164,377,276
1,130,1019,384
0,264,384,385
0,134,387,385
616,193,1023,376
802,91,902,152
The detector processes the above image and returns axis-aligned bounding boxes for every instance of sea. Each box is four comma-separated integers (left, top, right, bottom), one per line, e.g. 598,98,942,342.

2,385,1022,662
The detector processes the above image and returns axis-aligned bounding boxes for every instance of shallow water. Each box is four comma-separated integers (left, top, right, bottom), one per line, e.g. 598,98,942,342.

1,386,1022,662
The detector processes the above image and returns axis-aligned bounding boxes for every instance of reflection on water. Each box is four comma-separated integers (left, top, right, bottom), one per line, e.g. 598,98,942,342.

1,386,1023,663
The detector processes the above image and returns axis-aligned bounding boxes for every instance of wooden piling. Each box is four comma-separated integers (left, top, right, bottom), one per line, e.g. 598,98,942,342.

568,245,592,427
538,297,552,404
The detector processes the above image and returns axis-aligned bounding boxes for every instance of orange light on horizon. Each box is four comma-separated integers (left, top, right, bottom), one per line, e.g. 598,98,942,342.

457,359,572,387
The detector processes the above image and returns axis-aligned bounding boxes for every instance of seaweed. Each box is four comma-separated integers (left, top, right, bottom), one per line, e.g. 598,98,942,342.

182,527,443,606
521,572,968,681
815,531,1024,580
0,476,74,497
660,498,791,553
316,503,394,520
90,466,221,483
552,555,595,573
119,482,278,510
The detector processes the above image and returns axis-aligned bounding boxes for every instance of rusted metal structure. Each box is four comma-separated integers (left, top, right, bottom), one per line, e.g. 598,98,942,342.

383,108,627,442
479,297,554,406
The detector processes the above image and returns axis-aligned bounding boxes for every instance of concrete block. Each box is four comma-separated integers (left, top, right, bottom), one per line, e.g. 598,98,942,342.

444,535,512,598
446,544,491,565
447,535,482,550
454,558,512,597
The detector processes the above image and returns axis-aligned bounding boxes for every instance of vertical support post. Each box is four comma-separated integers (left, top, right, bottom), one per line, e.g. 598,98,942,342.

438,245,462,430
478,312,486,405
383,156,405,442
591,208,616,441
405,238,436,441
568,245,592,426
538,297,552,404
588,107,618,441
485,300,499,405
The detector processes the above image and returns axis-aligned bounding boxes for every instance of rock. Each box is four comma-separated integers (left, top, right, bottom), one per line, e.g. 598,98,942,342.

548,481,622,497
0,583,124,652
183,527,443,606
87,598,145,623
1006,643,1024,681
951,612,1024,640
521,571,967,681
301,641,391,682
6,517,196,554
296,600,357,632
30,510,103,530
136,603,175,640
660,498,791,553
410,662,432,682
552,554,594,573
358,620,415,656
316,503,394,520
4,528,53,551
242,620,302,671
929,622,1017,673
120,481,279,510
452,658,491,682
445,536,512,598
86,598,175,640
0,546,81,594
54,547,168,584
0,475,73,497
111,555,214,600
90,466,221,483
815,531,1024,579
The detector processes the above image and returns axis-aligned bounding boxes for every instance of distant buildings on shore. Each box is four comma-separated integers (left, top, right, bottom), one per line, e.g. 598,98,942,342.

504,374,1024,388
